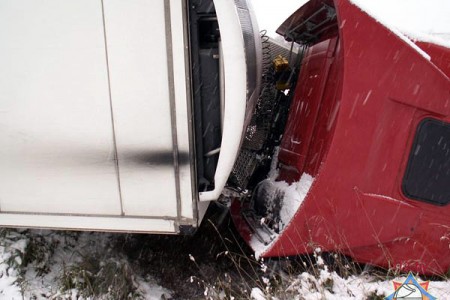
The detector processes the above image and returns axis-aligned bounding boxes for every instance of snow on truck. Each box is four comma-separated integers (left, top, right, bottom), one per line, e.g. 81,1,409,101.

0,0,448,275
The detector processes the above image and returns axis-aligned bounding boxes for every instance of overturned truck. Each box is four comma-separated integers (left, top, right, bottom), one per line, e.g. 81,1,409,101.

230,0,450,275
0,0,448,275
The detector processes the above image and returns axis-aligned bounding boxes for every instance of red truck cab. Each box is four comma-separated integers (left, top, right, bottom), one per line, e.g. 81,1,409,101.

231,0,450,275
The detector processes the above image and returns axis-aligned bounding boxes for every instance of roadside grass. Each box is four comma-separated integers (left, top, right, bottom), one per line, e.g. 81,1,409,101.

0,229,153,299
0,207,448,299
59,254,141,299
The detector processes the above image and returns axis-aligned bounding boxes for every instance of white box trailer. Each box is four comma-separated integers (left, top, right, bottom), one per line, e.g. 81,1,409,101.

0,0,261,233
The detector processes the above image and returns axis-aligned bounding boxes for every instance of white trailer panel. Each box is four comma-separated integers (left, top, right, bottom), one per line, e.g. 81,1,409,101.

0,0,261,234
0,0,122,215
102,0,179,218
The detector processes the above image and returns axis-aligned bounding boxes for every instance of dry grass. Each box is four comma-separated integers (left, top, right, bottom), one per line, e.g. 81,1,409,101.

0,207,448,299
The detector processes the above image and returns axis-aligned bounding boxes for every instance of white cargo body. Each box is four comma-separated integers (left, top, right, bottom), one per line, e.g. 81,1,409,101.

0,0,261,233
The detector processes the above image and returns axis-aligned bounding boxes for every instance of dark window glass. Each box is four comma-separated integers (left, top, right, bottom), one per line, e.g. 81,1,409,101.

402,118,450,205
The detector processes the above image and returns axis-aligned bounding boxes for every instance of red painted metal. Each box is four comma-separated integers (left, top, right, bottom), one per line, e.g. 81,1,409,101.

232,0,450,274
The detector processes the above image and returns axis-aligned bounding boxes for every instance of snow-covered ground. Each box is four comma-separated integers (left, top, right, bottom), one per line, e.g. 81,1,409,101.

0,230,170,299
0,229,449,299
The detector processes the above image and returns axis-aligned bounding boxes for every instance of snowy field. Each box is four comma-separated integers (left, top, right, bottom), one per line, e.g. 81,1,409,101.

0,227,449,299
0,0,449,299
